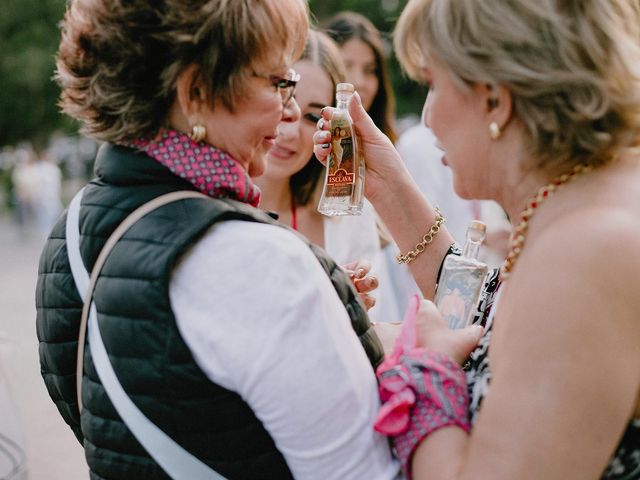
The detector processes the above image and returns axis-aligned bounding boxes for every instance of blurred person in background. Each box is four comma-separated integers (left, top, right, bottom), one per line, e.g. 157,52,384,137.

10,147,38,236
324,11,397,144
255,29,400,322
31,149,63,239
36,1,399,479
10,145,63,240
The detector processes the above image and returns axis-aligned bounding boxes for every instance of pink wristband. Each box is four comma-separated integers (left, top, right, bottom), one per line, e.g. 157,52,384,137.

374,295,471,478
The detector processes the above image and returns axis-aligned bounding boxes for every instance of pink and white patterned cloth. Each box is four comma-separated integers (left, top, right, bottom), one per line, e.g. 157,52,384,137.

131,129,261,207
374,295,471,479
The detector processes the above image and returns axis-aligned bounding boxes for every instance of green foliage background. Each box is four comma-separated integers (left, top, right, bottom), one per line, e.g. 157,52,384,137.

0,0,425,148
0,0,70,149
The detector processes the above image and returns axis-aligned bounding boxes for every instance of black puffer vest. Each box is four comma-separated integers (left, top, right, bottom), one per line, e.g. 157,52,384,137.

36,144,384,480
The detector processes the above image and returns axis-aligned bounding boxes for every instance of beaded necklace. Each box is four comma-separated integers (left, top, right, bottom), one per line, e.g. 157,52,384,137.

500,163,593,280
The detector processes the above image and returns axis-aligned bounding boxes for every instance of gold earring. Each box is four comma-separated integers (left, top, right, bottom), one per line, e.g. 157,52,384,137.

489,121,501,140
188,124,206,143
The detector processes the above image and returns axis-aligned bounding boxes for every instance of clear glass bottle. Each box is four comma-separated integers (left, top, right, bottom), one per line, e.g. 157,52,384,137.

434,220,489,329
318,83,365,216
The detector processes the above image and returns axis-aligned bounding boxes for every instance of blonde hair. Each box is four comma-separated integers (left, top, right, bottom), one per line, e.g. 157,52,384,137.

56,0,308,143
395,0,640,172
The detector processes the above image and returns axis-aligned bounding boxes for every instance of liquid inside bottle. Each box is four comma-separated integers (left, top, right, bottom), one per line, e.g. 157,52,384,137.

318,83,365,216
434,220,489,329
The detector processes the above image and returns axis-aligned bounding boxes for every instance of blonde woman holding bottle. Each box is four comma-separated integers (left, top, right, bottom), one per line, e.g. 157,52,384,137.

314,0,640,478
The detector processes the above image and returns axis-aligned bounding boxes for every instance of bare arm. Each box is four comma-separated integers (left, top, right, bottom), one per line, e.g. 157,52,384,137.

314,95,454,298
412,212,640,479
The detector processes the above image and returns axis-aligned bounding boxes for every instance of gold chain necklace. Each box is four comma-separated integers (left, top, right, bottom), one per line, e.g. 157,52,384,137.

500,163,593,280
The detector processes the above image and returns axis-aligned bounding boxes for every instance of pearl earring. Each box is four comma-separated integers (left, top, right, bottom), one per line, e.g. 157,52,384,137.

188,124,206,143
489,121,501,140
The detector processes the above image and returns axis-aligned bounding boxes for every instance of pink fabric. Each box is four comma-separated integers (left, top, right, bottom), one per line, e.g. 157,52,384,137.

132,130,261,207
374,295,470,479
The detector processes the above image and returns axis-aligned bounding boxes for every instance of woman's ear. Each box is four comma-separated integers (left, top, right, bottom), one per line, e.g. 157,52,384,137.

175,64,207,119
484,83,513,130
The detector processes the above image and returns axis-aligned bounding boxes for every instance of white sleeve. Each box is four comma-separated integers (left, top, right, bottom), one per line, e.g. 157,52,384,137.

324,201,404,323
170,221,399,480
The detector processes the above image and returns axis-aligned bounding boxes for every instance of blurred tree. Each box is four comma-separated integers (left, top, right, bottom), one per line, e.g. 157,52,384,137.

0,0,70,149
0,0,425,149
309,0,427,124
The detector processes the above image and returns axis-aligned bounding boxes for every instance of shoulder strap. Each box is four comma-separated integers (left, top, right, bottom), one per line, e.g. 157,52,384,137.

66,188,227,480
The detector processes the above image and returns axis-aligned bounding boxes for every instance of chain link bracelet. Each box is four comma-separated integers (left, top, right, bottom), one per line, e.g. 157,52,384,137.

396,207,445,264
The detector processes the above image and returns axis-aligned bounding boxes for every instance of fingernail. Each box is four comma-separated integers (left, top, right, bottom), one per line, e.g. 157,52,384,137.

318,119,324,130
353,91,362,106
321,143,330,149
356,268,366,278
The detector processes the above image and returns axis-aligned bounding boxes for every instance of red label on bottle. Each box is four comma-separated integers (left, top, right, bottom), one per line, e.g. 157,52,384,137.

328,169,355,185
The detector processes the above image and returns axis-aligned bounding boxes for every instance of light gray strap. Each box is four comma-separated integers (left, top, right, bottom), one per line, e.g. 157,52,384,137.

66,187,91,403
67,189,226,480
66,186,90,297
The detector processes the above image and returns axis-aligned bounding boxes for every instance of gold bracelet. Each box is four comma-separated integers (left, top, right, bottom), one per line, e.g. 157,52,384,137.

396,207,445,264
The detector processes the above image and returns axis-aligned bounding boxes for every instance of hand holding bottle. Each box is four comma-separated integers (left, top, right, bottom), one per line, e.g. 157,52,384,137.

313,91,412,204
318,83,365,216
434,221,489,329
314,89,456,300
414,298,484,365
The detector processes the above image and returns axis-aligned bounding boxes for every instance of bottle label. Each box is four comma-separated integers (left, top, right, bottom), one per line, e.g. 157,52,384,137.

326,119,356,197
434,262,487,330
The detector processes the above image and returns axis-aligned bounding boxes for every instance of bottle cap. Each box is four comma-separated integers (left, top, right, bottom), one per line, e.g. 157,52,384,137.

467,220,487,243
336,83,355,93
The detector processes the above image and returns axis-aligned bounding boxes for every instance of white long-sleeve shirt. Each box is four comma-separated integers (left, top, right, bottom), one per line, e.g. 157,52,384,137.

170,220,400,479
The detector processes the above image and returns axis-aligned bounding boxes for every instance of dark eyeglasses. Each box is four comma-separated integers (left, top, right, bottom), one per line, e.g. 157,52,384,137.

255,68,300,108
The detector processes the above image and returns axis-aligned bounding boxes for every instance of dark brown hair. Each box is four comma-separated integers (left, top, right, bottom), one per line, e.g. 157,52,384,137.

56,0,308,143
325,11,398,144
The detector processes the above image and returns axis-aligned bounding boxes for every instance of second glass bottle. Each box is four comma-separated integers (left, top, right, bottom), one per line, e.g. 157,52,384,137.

434,220,489,329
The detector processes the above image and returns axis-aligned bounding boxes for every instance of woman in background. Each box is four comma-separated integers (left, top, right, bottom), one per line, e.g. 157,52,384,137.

256,29,399,321
324,11,397,144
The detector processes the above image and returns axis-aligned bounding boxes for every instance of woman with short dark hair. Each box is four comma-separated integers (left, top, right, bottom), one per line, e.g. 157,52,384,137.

37,2,398,478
